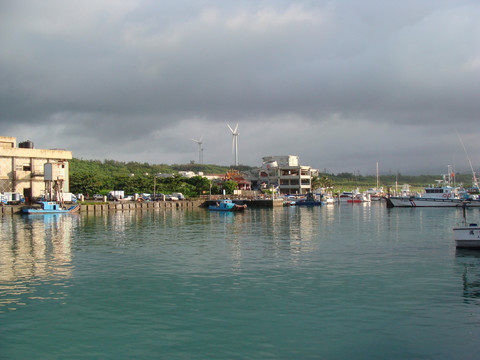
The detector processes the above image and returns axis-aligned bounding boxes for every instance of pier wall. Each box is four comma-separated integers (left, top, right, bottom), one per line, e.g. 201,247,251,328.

1,199,284,214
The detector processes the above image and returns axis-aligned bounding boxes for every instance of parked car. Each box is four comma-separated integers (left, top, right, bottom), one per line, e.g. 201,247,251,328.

93,194,104,200
151,194,165,201
171,192,185,200
108,190,125,201
165,195,179,201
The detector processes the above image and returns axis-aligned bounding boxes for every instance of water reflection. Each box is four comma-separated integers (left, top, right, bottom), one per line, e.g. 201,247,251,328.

456,250,480,304
0,214,79,313
0,204,394,312
208,207,326,268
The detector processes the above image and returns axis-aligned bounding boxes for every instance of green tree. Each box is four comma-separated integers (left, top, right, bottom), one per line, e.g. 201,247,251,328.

317,175,334,190
311,176,321,191
211,183,221,195
69,171,101,195
222,180,238,195
187,176,212,195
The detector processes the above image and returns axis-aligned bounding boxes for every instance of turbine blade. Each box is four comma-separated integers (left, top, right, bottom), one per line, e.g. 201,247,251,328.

227,124,234,133
234,123,238,133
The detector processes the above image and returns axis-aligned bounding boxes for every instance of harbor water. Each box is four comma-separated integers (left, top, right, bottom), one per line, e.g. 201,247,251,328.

2,203,480,359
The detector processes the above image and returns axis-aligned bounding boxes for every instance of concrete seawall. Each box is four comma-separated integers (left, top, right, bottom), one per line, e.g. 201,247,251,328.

1,199,284,214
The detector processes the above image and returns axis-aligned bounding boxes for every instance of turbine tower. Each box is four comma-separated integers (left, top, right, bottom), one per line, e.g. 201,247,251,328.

227,123,239,166
190,136,204,164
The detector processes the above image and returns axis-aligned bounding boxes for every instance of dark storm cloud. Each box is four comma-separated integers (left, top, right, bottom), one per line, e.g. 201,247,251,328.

1,1,479,174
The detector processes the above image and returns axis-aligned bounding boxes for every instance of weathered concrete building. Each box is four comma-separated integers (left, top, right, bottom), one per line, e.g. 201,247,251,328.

0,136,72,199
253,155,319,195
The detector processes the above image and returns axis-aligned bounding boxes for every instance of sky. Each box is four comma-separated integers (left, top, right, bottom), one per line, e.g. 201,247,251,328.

1,0,480,176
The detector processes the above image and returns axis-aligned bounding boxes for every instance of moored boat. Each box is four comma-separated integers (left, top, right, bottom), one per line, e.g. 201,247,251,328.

322,194,335,205
454,223,480,249
338,191,359,203
386,184,480,208
338,189,370,203
209,199,247,212
295,192,322,206
387,169,480,208
454,204,480,248
21,201,80,214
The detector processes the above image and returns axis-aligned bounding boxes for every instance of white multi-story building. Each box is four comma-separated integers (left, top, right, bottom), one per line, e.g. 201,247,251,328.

255,155,319,195
0,136,72,199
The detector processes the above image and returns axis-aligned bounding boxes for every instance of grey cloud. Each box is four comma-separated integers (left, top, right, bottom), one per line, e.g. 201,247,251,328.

1,1,480,174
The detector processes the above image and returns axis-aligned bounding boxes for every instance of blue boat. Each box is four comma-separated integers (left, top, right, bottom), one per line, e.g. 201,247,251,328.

209,199,247,212
22,201,80,214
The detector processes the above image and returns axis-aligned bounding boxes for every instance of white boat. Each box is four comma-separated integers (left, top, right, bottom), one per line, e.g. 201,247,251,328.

322,194,335,205
387,183,480,208
387,168,480,208
365,188,384,201
338,189,370,203
454,223,480,248
454,205,480,248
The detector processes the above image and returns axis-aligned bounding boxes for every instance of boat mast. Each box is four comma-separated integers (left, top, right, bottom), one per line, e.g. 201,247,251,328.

457,132,479,188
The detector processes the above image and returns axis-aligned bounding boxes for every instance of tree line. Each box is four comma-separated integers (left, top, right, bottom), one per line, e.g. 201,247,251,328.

69,158,478,198
69,158,246,198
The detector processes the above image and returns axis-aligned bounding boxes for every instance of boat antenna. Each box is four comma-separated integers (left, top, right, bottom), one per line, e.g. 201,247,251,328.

456,131,478,188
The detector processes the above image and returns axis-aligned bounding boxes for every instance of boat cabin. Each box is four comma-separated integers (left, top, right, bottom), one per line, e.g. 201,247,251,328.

40,201,62,211
422,186,456,199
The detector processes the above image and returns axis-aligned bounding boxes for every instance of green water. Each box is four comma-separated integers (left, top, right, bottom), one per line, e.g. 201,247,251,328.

1,204,480,359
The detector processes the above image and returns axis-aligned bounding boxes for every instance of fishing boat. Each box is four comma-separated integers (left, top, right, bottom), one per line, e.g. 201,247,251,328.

295,192,322,206
453,204,480,248
22,201,80,214
208,199,247,212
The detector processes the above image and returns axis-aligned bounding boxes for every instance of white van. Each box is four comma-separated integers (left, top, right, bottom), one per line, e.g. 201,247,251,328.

59,193,77,203
2,192,25,205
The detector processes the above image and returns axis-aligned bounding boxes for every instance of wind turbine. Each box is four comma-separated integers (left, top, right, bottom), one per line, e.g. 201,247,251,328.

190,136,204,164
227,123,239,166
